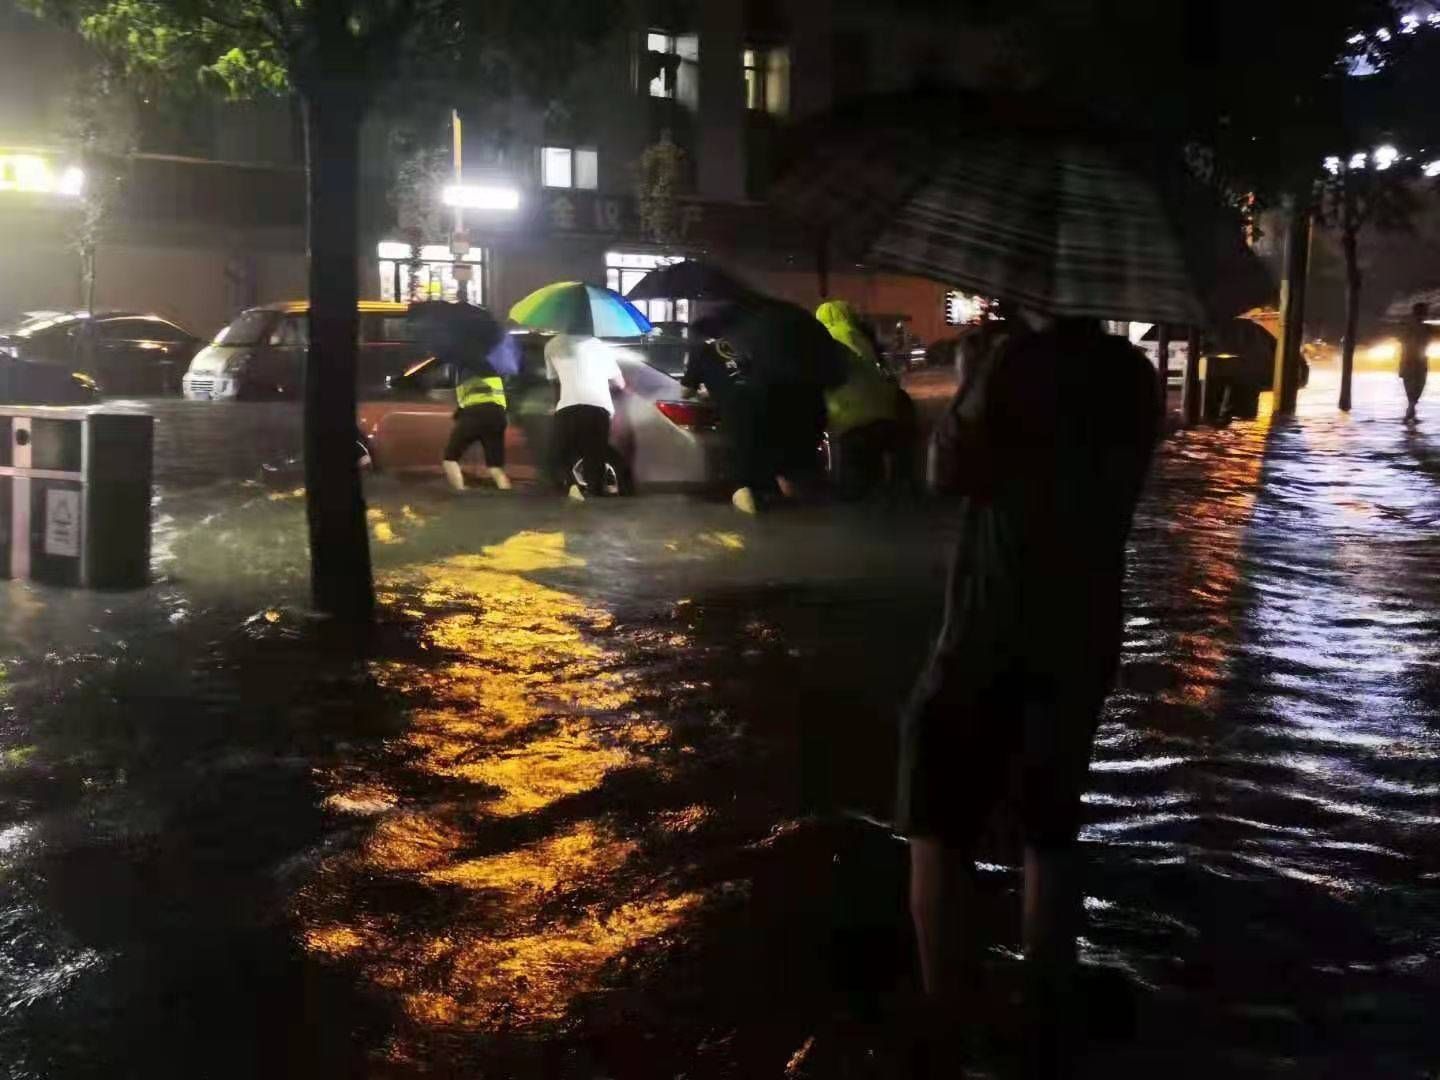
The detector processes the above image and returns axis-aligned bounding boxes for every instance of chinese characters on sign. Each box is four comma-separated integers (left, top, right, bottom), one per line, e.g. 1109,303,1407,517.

541,191,704,241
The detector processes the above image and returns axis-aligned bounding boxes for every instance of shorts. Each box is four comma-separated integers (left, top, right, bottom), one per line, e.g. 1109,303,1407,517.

896,660,1112,851
444,403,507,467
895,537,1120,852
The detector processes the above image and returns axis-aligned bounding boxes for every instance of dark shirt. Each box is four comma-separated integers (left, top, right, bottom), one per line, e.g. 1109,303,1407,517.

1401,320,1432,377
945,321,1158,671
681,339,746,407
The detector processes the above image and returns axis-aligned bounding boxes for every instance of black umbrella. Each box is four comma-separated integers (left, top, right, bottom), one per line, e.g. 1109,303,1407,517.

772,89,1273,325
407,301,503,373
624,260,757,302
701,297,848,389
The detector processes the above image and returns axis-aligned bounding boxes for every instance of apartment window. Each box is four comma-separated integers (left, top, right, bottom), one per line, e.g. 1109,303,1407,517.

647,31,677,98
743,45,790,116
542,146,598,190
605,250,689,326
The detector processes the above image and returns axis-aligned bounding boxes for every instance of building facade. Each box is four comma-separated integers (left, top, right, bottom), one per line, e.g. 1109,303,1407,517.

2,0,991,345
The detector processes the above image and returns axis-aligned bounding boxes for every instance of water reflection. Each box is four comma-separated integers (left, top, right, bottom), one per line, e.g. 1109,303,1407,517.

298,530,708,1059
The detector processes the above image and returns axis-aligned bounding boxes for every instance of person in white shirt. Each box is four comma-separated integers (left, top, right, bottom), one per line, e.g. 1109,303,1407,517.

544,333,625,500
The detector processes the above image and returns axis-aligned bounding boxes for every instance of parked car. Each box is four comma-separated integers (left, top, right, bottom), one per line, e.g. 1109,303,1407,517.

357,331,727,491
182,300,425,400
0,310,197,401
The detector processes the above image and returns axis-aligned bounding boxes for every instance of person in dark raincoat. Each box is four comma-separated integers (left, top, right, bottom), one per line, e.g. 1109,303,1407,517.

901,314,1157,1074
691,300,844,513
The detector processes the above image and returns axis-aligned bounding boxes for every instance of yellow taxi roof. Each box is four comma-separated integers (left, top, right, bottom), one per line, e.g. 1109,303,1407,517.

267,300,409,315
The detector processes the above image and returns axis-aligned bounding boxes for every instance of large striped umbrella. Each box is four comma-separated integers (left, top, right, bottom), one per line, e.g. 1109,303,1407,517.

772,91,1274,327
509,281,653,337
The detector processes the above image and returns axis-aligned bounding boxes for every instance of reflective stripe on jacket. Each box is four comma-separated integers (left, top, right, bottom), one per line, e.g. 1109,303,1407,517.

457,374,507,410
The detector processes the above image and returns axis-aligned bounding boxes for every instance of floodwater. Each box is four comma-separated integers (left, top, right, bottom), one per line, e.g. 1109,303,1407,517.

1,365,1437,1077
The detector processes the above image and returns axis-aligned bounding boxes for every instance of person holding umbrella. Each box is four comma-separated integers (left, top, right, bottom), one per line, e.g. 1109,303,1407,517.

698,297,847,513
508,282,649,500
408,302,514,492
772,90,1268,1072
544,332,625,501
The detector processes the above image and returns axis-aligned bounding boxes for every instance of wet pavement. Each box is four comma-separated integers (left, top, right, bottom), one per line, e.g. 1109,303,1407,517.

2,365,1438,1078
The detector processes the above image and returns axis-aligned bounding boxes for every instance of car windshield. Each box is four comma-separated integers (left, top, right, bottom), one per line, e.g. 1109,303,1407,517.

213,309,277,346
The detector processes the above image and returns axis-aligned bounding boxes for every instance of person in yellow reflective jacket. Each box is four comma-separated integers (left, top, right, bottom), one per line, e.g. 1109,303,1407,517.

442,366,512,491
815,299,911,497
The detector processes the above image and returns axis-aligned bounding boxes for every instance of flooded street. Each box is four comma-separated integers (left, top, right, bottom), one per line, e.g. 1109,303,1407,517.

2,365,1438,1078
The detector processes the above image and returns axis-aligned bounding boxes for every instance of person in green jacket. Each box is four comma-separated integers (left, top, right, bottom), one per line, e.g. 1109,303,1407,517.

815,299,908,496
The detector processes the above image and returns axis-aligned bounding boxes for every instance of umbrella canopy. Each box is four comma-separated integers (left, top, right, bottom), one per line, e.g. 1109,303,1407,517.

407,301,504,375
700,297,848,389
1386,286,1440,321
509,282,653,337
625,260,756,302
772,90,1274,326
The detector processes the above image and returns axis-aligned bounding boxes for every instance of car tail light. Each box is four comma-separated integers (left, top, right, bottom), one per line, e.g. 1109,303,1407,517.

656,399,718,430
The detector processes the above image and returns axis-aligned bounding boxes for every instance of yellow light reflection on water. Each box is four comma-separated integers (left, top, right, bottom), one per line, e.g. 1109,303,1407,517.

1165,394,1274,708
297,529,707,1055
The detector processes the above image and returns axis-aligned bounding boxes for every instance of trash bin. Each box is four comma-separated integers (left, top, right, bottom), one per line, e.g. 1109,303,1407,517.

0,407,153,588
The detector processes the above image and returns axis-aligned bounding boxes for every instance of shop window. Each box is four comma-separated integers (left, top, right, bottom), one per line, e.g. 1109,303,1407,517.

744,45,790,116
542,146,598,190
378,243,485,305
605,250,689,327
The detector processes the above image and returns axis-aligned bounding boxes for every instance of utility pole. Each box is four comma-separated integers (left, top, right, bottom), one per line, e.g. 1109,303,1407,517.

1273,196,1312,414
450,108,471,304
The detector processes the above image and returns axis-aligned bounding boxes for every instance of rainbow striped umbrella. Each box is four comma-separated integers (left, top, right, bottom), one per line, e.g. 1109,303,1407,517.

508,281,653,337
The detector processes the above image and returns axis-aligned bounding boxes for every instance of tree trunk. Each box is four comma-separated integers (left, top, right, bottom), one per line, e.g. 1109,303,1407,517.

1339,228,1361,413
302,85,374,621
1273,199,1311,414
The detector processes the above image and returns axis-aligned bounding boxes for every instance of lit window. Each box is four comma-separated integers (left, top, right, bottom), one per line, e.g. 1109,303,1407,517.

377,242,484,305
605,250,689,325
542,146,597,190
743,45,790,116
648,31,677,99
542,147,572,189
575,148,598,190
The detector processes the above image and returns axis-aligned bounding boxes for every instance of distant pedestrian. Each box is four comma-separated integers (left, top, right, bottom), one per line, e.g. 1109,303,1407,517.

545,332,625,501
900,315,1157,1076
1401,301,1432,423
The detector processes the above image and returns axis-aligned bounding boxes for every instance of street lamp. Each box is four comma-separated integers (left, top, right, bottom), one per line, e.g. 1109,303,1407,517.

441,184,521,210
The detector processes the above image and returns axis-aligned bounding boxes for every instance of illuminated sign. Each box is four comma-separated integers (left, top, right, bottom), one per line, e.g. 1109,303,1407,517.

0,152,84,196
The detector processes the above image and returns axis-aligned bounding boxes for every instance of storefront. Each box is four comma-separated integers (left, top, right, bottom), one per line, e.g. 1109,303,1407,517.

376,242,487,306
